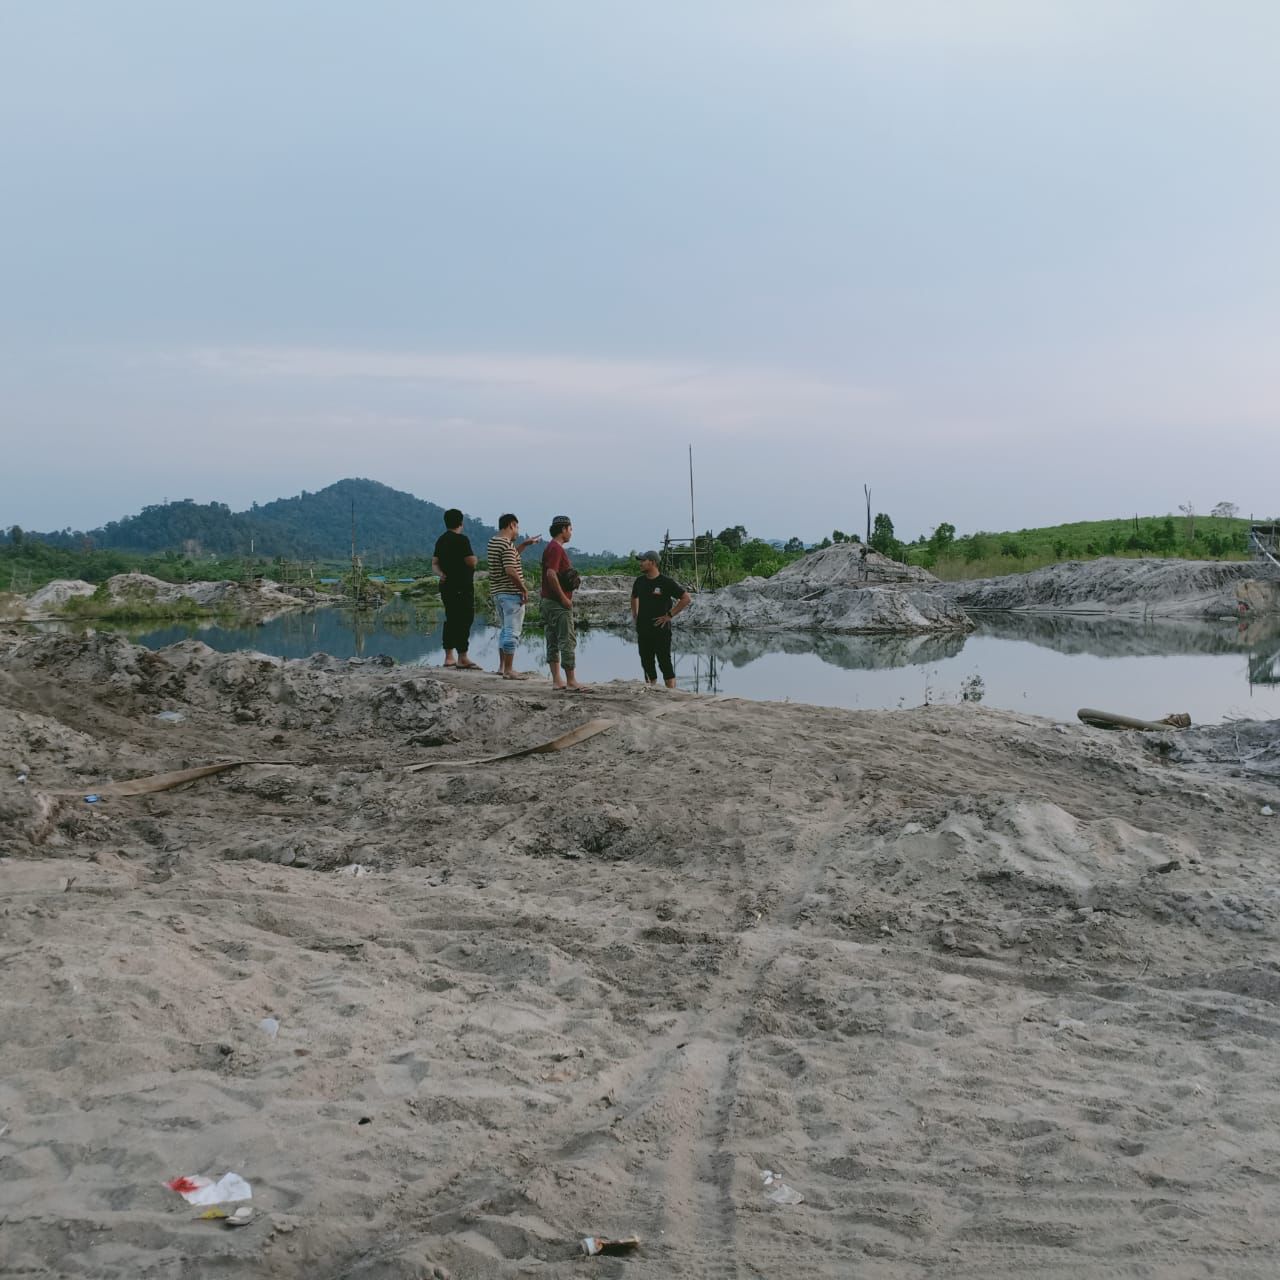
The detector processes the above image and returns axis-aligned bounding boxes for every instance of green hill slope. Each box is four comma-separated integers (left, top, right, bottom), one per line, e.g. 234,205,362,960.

906,513,1253,580
14,479,498,561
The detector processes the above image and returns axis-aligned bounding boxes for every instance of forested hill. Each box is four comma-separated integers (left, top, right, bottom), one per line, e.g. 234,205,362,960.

16,479,500,560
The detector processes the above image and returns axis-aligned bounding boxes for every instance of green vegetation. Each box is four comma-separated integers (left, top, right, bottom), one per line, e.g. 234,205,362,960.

61,580,237,623
0,537,245,592
5,494,1263,601
904,513,1253,580
62,596,233,623
6,479,499,562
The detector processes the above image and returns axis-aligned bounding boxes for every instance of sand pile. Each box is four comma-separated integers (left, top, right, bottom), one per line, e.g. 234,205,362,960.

2,629,1280,1277
570,574,635,626
24,578,97,611
104,572,306,611
935,556,1265,618
772,541,938,587
686,576,971,634
682,545,965,635
20,573,314,620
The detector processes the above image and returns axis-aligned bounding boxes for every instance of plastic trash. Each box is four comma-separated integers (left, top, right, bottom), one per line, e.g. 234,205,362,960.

225,1206,254,1228
166,1173,252,1205
762,1170,803,1205
84,795,101,805
580,1236,640,1257
1262,805,1274,816
16,773,27,785
259,1017,280,1040
336,863,371,877
155,711,186,724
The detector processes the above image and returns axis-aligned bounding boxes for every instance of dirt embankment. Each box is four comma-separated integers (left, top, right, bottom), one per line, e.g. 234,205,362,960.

21,572,318,620
585,554,1278,639
2,629,1279,1278
935,556,1266,618
569,574,635,626
686,543,969,635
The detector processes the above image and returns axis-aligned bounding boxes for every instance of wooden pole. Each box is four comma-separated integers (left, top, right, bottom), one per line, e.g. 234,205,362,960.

689,445,700,590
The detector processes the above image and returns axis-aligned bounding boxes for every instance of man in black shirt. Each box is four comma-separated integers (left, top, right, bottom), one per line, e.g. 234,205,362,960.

432,508,480,669
631,551,691,688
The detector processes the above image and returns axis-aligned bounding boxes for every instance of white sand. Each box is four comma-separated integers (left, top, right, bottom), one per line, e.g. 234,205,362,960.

2,629,1278,1278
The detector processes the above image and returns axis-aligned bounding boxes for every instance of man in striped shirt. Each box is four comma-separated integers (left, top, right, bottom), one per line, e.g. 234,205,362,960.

487,513,541,679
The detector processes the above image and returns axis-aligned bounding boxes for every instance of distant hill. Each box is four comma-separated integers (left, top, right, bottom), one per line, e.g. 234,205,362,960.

16,479,500,561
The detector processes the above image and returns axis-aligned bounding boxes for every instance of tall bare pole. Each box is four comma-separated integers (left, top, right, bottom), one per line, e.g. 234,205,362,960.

864,485,872,545
688,445,700,590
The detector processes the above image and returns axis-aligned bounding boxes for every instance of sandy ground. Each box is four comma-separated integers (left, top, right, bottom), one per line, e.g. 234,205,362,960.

2,629,1280,1278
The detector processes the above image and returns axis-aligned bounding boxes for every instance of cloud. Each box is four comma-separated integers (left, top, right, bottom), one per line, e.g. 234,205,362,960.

185,345,890,437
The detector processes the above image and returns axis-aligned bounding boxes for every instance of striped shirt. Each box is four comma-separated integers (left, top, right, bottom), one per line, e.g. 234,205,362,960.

487,534,525,599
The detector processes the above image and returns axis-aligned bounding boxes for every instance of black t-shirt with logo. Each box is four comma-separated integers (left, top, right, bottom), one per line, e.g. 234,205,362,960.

434,530,475,589
631,573,687,625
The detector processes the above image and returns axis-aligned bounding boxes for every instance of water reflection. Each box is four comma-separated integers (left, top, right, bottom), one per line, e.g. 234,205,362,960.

975,611,1280,659
34,603,1280,722
678,627,966,671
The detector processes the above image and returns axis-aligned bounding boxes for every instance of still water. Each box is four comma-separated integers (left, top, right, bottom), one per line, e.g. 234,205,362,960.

89,605,1280,726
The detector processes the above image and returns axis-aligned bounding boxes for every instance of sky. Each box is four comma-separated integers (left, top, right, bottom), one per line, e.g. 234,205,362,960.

2,0,1277,551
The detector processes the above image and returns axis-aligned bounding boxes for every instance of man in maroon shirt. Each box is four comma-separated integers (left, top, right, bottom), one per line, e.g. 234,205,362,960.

541,515,586,690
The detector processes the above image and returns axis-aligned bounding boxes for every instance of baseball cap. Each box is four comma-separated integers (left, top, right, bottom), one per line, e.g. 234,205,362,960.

639,550,660,563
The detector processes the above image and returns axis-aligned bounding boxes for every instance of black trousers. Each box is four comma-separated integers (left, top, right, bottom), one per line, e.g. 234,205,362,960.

441,585,475,654
637,622,675,682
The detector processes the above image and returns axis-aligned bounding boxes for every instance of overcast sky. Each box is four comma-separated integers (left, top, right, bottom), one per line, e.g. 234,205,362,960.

2,1,1277,551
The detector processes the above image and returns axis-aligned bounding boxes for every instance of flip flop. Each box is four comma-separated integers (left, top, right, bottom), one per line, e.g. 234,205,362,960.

441,662,458,669
502,672,533,681
457,661,482,670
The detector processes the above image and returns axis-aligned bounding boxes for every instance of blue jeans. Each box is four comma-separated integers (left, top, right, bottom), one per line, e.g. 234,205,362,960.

494,593,525,655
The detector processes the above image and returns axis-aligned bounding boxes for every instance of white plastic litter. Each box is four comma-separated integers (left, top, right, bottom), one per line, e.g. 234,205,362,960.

761,1169,803,1205
155,711,186,724
336,863,371,877
259,1017,280,1039
1261,805,1274,816
167,1173,253,1205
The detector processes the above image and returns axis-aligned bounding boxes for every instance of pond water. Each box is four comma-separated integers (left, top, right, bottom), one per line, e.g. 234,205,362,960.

58,604,1280,726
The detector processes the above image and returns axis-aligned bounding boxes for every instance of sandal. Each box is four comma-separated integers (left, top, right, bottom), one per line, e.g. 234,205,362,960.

457,660,482,670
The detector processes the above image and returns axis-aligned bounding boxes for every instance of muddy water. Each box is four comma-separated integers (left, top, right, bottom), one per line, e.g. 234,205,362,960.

55,605,1280,725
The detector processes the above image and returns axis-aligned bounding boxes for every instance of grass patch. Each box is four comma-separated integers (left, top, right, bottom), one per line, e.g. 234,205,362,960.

62,594,237,623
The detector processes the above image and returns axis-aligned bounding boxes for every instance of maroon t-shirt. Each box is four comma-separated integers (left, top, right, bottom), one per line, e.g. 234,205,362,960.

541,540,575,600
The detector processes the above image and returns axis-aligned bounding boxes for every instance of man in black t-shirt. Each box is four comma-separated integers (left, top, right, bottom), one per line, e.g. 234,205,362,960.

432,508,480,669
631,551,692,688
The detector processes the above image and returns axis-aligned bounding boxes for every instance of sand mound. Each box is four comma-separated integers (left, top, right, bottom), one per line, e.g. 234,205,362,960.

774,541,937,586
936,556,1264,617
686,576,971,634
3,633,1280,1277
571,574,635,626
20,574,314,619
25,578,96,611
681,546,960,635
103,572,305,611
